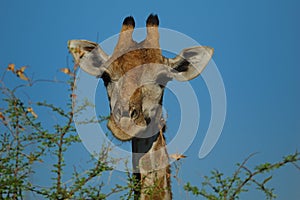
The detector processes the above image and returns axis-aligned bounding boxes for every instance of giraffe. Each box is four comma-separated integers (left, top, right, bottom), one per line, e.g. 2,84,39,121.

68,14,213,200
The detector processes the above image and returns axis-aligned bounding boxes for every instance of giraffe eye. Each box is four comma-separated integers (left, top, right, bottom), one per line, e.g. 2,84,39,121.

130,109,139,119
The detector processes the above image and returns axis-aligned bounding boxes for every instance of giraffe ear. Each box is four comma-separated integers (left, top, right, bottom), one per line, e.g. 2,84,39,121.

68,40,109,77
166,46,214,81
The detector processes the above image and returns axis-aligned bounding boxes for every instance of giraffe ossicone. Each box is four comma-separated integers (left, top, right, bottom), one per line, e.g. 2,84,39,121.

68,14,213,200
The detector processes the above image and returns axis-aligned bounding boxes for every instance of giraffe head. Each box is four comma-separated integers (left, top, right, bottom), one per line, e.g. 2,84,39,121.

68,14,213,141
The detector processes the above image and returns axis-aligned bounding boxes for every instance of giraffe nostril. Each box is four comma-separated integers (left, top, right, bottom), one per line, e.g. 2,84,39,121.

113,107,122,121
145,117,151,125
130,109,139,119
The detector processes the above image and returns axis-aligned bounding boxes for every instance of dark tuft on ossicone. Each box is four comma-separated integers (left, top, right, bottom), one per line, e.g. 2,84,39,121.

123,16,135,27
146,14,159,26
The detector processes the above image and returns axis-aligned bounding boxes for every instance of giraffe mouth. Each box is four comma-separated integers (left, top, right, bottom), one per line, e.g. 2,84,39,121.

107,115,147,141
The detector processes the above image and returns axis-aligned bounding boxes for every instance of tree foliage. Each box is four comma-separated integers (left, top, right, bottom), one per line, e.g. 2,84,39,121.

184,152,300,200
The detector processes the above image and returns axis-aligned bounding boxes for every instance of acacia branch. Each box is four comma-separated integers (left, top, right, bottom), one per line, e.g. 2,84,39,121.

230,151,300,199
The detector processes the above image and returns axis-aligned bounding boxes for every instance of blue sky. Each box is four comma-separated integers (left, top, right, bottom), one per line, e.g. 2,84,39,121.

1,0,300,199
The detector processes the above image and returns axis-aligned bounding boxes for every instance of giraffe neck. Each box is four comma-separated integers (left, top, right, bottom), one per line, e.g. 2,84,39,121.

132,130,172,200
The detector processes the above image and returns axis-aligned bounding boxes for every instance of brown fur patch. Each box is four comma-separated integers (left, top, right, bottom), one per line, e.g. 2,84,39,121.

109,48,163,79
